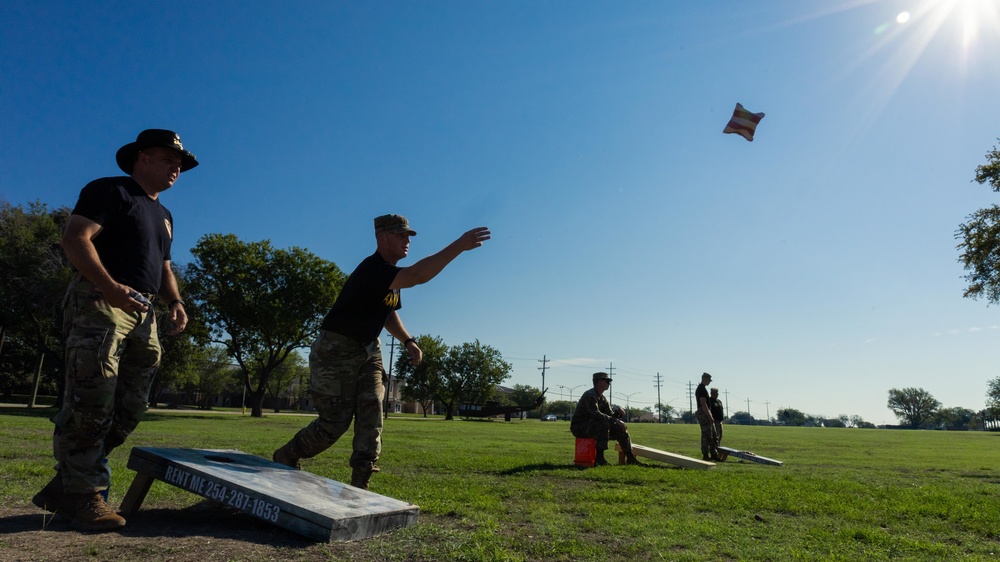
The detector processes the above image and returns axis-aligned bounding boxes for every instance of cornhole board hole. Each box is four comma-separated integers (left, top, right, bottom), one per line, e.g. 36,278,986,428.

120,447,419,542
718,446,783,466
615,443,715,470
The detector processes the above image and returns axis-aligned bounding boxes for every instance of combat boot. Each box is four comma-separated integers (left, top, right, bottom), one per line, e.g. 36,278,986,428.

624,453,645,466
350,465,380,490
67,492,126,532
594,450,609,466
272,442,302,469
31,472,72,518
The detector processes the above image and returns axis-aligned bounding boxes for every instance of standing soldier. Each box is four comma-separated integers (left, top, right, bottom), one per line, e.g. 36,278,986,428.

272,215,490,490
695,372,720,461
32,129,196,531
710,387,725,448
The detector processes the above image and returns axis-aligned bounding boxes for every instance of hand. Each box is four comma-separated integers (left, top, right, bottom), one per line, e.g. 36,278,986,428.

166,303,187,335
101,283,149,313
405,339,423,366
455,227,491,251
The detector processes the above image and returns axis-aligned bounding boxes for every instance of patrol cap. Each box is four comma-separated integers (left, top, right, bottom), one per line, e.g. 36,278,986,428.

593,371,612,383
374,214,417,236
116,129,198,175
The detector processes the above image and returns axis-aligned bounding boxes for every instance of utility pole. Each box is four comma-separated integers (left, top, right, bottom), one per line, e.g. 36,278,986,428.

764,400,771,424
746,397,752,418
538,355,549,417
723,389,730,419
688,381,694,414
384,335,396,419
654,372,663,423
606,362,615,397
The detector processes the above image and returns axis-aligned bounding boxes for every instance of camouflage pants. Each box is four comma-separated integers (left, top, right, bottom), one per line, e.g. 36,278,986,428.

571,418,634,454
53,275,160,493
714,421,723,446
696,411,719,457
284,330,385,470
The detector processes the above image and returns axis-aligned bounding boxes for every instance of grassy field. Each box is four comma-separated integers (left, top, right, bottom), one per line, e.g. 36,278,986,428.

1,407,998,561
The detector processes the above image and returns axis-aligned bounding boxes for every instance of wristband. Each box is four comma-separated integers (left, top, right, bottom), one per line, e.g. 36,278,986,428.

169,299,185,308
403,337,417,346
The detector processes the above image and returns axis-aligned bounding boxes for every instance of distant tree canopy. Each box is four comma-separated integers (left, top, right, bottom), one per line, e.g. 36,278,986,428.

185,234,344,417
777,408,807,426
887,387,941,429
728,411,756,425
956,140,1000,303
0,200,72,400
987,376,1000,416
394,336,511,420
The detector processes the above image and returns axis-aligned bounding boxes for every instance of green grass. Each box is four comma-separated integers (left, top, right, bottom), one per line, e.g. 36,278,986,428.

2,407,999,561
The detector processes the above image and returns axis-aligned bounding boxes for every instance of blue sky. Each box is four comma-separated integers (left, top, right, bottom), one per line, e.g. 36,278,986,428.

3,0,1000,426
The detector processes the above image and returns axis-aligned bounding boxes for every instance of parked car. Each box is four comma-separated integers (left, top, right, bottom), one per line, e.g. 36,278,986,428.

542,414,558,421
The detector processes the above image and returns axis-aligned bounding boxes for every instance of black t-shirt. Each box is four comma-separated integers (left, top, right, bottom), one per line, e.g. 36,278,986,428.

710,398,724,420
71,176,173,294
320,251,401,343
695,383,710,413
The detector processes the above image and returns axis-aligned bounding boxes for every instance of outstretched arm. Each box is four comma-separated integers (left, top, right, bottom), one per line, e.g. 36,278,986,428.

390,227,490,290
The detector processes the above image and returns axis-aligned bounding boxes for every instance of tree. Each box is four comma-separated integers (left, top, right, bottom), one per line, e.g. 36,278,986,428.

184,234,344,417
438,340,511,420
729,411,756,425
933,406,975,430
887,387,940,429
656,402,676,422
0,201,72,404
185,345,239,410
987,376,1000,415
150,264,211,407
264,350,308,413
507,383,544,418
777,408,807,426
956,141,1000,303
396,335,448,417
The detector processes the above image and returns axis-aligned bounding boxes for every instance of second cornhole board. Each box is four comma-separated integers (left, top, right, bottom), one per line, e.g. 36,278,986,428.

718,446,784,466
615,443,716,470
120,447,419,542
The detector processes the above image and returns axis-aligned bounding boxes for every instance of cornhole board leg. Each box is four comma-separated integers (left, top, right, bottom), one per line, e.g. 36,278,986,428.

119,472,154,516
718,446,783,466
123,446,419,541
616,443,716,470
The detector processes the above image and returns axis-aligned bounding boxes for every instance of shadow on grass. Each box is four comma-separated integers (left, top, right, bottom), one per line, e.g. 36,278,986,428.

497,462,676,475
1,502,317,547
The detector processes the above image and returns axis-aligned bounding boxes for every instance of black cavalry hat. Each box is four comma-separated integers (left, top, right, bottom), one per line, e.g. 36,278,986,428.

115,129,198,174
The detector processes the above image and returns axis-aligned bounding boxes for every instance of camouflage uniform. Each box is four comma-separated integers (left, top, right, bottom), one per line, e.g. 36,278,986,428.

280,330,385,472
55,274,160,493
570,385,637,461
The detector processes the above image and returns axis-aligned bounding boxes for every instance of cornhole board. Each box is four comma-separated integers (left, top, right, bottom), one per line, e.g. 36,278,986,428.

718,446,783,466
615,443,715,470
120,447,419,542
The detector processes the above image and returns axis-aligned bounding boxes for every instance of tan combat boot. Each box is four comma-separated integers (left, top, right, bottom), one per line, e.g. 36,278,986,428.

68,492,126,532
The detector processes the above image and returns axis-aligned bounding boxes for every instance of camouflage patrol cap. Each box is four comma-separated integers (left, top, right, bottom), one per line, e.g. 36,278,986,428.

593,372,612,383
374,214,417,236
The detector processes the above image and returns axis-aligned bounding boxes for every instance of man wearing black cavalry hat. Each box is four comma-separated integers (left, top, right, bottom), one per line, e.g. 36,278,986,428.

32,129,197,531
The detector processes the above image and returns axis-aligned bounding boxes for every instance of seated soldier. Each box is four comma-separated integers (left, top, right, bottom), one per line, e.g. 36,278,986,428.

570,372,642,466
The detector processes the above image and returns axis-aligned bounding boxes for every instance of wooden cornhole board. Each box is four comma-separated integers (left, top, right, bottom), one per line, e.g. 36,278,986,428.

615,443,715,470
718,446,783,466
120,447,419,542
